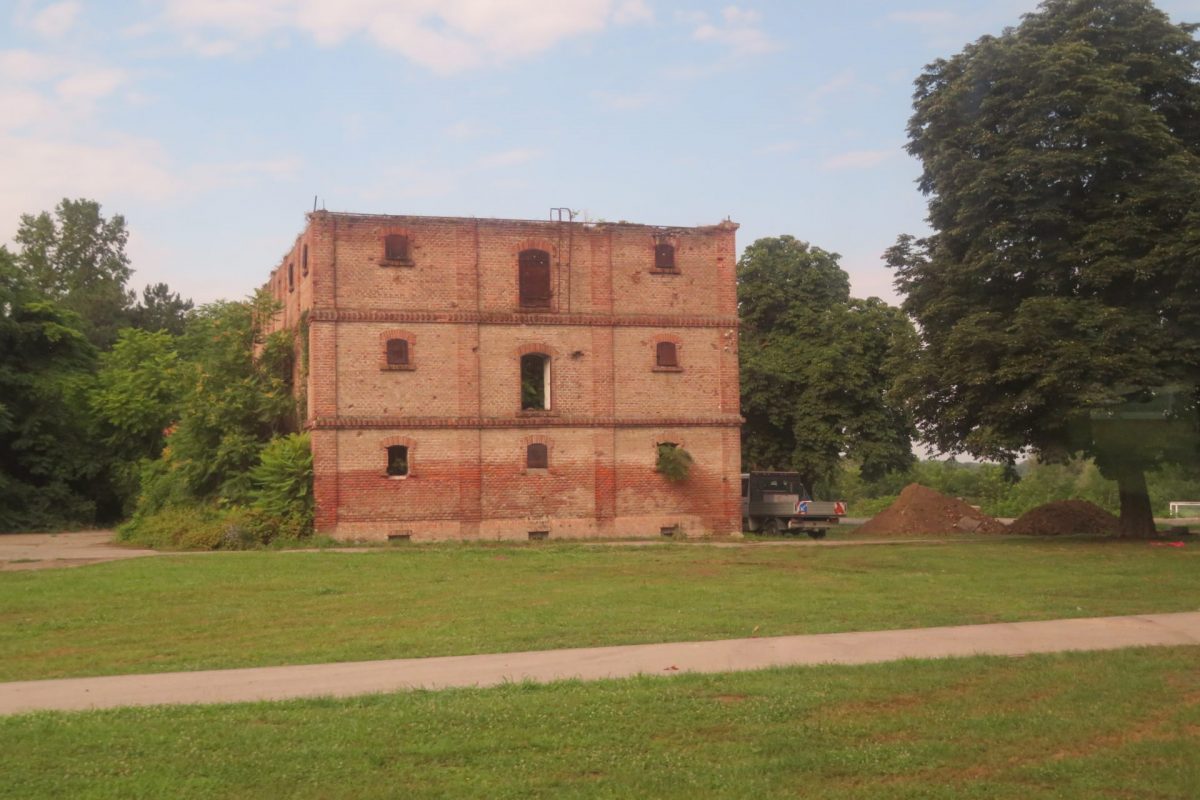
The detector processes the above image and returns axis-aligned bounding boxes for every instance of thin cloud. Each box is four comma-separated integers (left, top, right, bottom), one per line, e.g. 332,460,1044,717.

755,140,802,156
810,69,859,102
55,68,126,101
157,0,652,75
0,48,68,82
29,1,82,38
0,134,177,242
821,149,895,171
444,120,494,140
593,90,653,110
477,148,540,169
613,0,653,25
799,69,880,125
690,5,780,56
886,10,960,26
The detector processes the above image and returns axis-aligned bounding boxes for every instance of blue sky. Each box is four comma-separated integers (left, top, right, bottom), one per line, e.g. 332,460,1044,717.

3,0,1199,306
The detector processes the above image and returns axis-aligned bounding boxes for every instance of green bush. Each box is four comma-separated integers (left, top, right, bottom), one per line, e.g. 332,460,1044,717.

655,443,694,482
249,433,313,532
117,504,311,551
117,505,225,550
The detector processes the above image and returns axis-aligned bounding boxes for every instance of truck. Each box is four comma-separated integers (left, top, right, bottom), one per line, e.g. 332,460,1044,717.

741,472,846,539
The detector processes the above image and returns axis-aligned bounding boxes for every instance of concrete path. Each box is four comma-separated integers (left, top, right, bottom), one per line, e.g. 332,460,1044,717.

2,611,1198,716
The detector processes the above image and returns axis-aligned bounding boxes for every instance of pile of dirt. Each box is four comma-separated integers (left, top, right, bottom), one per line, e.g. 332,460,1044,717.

857,483,1007,536
1006,500,1119,536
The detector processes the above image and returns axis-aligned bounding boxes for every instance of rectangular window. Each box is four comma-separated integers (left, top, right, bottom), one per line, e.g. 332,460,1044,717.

654,243,676,270
386,445,409,477
526,443,548,469
386,339,409,367
656,341,678,368
384,234,409,261
519,249,551,308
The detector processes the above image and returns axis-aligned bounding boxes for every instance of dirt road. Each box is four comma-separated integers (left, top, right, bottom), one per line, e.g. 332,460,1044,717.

0,531,157,571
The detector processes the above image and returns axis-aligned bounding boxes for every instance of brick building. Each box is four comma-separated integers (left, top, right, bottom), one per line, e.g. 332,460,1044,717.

263,211,742,541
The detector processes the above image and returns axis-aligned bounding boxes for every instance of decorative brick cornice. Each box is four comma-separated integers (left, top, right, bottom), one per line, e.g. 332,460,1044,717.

308,308,738,329
308,415,745,430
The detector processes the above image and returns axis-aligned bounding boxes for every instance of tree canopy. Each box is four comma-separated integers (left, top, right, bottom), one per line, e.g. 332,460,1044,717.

888,0,1200,536
0,248,105,529
739,236,918,493
14,199,134,349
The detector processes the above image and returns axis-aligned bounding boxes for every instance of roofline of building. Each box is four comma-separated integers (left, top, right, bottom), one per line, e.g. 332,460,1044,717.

305,209,739,233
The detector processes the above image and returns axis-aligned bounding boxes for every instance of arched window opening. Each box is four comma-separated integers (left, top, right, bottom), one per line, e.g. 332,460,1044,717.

654,243,676,270
384,234,410,262
287,262,294,292
518,249,551,308
301,244,309,276
386,445,409,477
386,338,410,367
526,443,548,469
656,341,678,368
520,353,550,410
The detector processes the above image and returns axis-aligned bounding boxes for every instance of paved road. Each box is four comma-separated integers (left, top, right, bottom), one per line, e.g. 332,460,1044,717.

2,612,1197,715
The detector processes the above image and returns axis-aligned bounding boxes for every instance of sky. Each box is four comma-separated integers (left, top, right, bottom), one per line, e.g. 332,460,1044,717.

3,0,1199,307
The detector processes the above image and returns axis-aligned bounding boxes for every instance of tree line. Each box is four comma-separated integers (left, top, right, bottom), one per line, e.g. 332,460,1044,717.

0,199,311,543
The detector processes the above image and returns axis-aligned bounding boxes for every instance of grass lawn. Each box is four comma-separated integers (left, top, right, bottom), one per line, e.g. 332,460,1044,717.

1,539,1198,681
1,647,1197,799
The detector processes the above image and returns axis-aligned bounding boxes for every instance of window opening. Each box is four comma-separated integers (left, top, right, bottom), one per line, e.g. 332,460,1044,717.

384,234,410,261
288,262,294,292
518,249,551,308
520,353,550,410
655,442,693,481
386,445,409,477
656,341,678,368
526,443,548,469
654,243,676,270
386,338,410,367
528,530,549,541
301,244,309,276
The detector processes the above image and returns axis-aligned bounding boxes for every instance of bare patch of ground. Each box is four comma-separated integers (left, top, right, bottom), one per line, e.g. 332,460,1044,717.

0,531,158,571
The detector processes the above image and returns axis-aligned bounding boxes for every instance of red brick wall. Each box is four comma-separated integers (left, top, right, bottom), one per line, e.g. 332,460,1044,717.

264,212,742,541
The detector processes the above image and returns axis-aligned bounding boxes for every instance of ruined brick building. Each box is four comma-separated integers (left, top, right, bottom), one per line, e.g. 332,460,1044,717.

263,211,742,541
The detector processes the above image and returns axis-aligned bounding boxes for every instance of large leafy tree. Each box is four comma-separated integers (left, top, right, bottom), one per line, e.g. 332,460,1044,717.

14,199,134,348
888,0,1200,536
157,292,297,505
740,236,918,493
0,248,106,529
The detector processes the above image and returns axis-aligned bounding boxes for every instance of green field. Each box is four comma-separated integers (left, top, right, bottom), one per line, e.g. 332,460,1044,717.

2,539,1198,681
2,647,1197,799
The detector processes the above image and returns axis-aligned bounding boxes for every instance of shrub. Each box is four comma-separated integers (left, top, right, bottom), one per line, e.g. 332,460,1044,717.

249,433,314,534
117,505,311,551
655,443,694,482
117,505,225,550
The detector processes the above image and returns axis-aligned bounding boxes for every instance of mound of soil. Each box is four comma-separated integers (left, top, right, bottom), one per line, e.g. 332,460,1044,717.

857,483,1007,536
1006,500,1119,536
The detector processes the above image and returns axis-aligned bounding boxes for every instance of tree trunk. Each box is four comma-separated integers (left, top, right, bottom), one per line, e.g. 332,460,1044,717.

1115,464,1156,538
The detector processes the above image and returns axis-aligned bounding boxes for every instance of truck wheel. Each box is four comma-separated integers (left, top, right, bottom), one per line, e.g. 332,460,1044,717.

763,517,780,535
807,529,827,540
